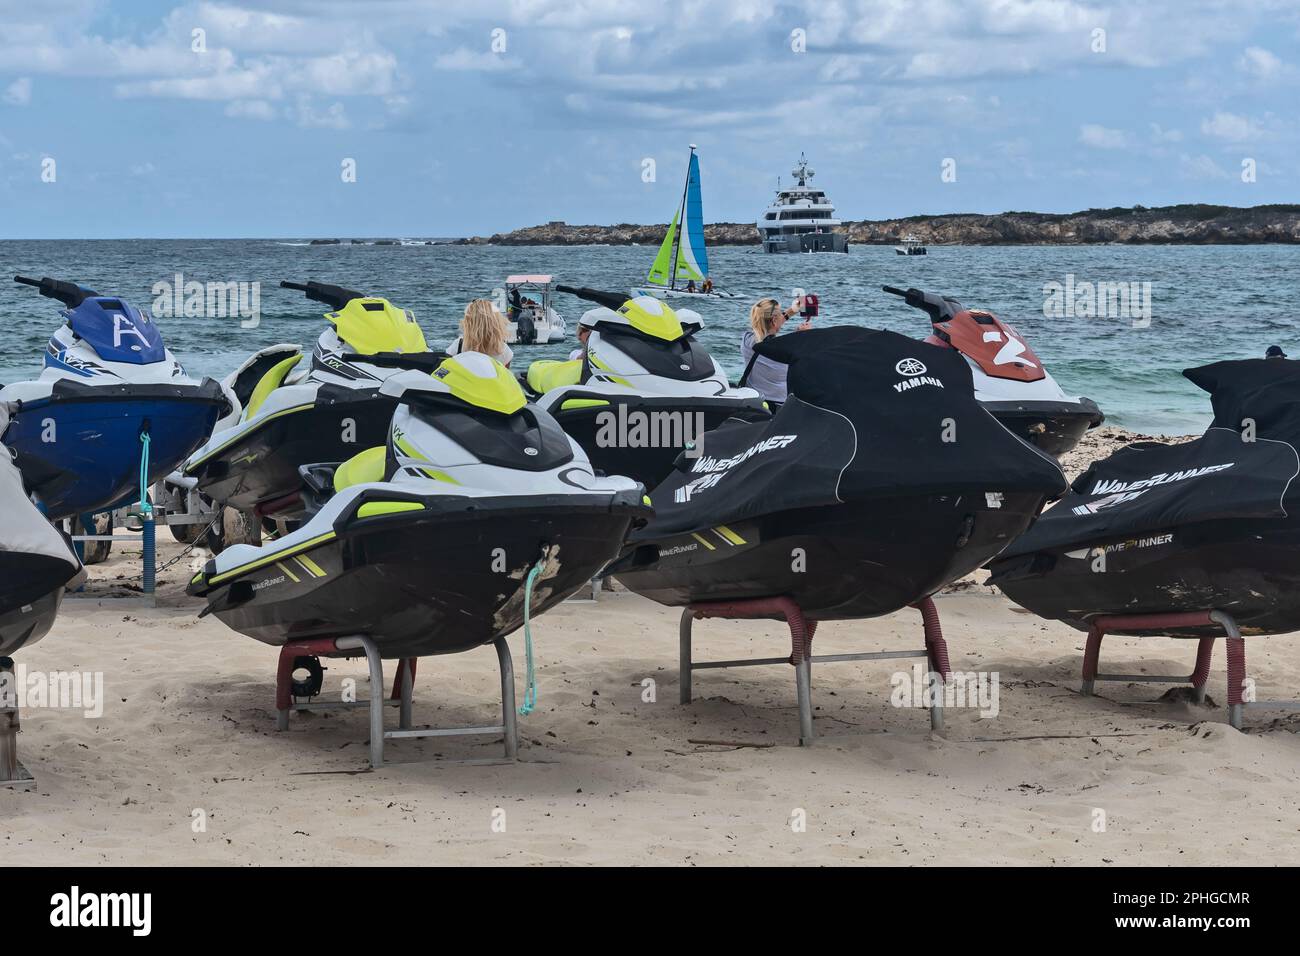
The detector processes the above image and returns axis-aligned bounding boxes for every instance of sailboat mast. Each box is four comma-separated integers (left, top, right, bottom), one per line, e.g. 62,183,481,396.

668,145,694,292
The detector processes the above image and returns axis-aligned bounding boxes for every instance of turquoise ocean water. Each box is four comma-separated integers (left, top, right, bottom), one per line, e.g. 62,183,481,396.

2,240,1296,434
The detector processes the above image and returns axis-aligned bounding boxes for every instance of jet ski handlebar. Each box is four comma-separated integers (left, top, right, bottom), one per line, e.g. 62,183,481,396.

555,285,629,311
280,280,368,311
14,275,100,308
881,285,962,323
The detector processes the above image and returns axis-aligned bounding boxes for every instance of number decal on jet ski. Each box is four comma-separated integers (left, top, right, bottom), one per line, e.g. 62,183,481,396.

989,332,1037,369
111,313,152,350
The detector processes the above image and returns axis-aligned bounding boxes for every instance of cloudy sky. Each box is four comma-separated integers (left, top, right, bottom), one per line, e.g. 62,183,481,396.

0,0,1296,238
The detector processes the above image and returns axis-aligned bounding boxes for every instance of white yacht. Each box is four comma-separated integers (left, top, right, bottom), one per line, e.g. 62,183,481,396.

757,154,848,253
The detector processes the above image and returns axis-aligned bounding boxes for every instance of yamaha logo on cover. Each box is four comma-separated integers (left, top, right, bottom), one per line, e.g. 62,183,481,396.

892,357,944,393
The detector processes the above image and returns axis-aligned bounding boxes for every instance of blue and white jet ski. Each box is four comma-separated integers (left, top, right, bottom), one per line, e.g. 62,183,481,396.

0,276,227,521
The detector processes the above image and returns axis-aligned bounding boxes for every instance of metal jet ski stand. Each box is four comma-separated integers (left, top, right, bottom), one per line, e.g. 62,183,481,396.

1,657,34,789
678,595,953,745
273,636,519,768
1080,609,1300,730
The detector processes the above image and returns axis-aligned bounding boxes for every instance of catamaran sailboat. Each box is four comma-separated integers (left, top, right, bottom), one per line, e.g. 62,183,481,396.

631,146,743,301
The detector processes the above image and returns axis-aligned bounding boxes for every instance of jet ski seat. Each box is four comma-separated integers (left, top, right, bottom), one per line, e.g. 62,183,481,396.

332,445,388,491
526,358,582,394
244,353,303,420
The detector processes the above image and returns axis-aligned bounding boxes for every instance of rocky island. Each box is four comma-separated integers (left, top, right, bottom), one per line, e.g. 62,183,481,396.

461,204,1300,246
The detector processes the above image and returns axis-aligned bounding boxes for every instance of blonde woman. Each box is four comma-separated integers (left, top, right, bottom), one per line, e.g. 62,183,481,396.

740,296,811,407
448,299,513,368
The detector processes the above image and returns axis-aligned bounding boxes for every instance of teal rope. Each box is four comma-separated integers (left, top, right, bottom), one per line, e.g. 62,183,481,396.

137,431,153,515
518,558,545,716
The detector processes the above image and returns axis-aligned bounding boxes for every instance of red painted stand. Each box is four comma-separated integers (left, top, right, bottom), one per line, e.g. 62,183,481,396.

679,594,953,745
1080,609,1261,728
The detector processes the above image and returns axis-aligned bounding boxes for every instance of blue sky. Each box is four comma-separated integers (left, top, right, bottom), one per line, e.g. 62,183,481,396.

0,0,1297,238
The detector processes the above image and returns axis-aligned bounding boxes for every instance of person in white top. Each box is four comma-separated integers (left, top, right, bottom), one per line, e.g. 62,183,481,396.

447,299,513,368
740,296,811,407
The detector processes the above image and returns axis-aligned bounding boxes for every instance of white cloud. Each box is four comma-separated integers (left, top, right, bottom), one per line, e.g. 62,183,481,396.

434,48,520,72
1178,153,1229,180
225,99,276,121
1200,111,1261,141
1149,122,1182,143
1079,124,1128,149
3,77,32,106
1237,46,1282,78
293,98,349,130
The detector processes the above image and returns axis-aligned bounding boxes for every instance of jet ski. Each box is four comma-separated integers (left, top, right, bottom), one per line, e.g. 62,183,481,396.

189,351,650,658
523,286,769,489
988,358,1300,636
610,327,1069,616
0,276,227,521
882,285,1103,456
182,280,430,520
0,403,86,658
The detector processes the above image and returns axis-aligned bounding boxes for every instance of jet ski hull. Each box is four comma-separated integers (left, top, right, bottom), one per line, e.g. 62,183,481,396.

3,381,227,520
981,398,1103,457
0,589,66,658
0,550,83,656
185,394,398,516
612,491,1047,618
989,517,1300,636
547,394,769,489
195,493,646,658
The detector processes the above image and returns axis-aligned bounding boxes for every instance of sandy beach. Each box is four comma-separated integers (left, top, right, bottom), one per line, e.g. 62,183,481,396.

4,427,1299,866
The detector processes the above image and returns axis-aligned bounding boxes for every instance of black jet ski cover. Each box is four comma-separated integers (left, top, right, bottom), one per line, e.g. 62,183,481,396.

634,327,1068,538
1184,357,1300,443
1000,358,1300,558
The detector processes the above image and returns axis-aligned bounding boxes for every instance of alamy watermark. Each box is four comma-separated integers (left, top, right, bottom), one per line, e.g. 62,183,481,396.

1043,274,1152,328
594,406,705,458
890,664,1000,718
0,664,103,717
152,272,261,329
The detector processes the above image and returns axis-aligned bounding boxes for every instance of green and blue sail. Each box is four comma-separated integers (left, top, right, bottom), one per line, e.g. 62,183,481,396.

646,150,708,288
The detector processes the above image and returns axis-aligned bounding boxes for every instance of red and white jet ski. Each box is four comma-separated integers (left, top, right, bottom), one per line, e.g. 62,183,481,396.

883,286,1103,456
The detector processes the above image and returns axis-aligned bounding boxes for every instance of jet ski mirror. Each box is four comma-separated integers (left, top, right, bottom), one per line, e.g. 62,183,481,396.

281,280,368,311
14,275,100,309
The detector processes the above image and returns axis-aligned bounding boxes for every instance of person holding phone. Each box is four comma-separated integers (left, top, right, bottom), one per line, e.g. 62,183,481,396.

739,295,813,408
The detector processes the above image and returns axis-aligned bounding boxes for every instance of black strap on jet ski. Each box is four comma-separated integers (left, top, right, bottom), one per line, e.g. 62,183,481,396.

14,275,99,308
341,351,449,373
281,280,368,311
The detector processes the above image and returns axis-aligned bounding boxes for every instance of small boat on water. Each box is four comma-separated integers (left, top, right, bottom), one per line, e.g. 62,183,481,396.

631,146,743,302
502,274,567,344
895,235,927,255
